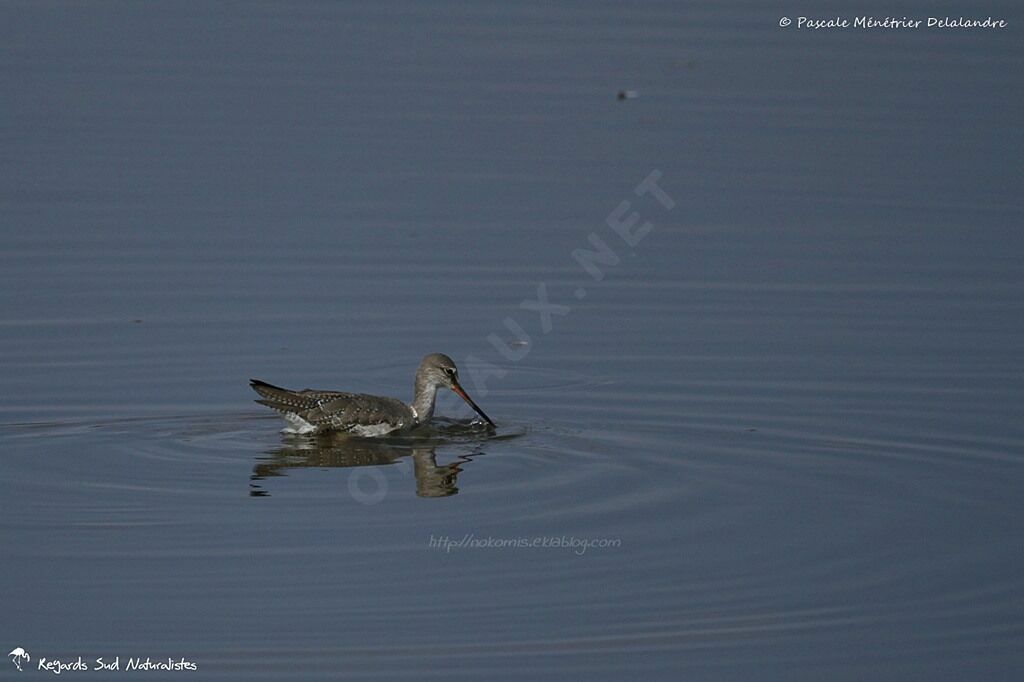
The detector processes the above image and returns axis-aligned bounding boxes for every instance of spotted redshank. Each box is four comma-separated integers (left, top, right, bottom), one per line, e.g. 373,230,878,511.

250,353,494,436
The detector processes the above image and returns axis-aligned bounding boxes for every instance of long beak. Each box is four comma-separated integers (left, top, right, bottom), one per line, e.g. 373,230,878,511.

450,380,495,427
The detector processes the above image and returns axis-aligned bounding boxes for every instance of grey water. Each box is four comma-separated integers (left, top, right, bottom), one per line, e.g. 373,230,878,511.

2,1,1022,679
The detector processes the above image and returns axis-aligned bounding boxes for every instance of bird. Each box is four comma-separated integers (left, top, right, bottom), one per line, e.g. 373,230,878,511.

250,353,494,436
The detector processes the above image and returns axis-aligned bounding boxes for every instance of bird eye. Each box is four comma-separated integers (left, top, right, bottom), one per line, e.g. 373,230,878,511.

444,367,456,376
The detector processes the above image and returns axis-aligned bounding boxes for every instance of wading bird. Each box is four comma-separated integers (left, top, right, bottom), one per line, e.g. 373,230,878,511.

251,353,494,436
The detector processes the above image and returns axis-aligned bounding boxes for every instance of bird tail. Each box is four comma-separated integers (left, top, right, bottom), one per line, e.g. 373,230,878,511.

250,379,298,411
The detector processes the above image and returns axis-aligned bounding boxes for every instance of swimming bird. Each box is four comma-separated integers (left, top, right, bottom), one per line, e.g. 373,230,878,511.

250,353,494,436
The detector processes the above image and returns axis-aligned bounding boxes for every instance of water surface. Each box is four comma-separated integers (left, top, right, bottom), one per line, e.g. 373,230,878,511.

1,1,1022,679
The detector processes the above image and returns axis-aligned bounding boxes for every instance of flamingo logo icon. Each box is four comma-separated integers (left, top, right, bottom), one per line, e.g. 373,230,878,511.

8,647,30,671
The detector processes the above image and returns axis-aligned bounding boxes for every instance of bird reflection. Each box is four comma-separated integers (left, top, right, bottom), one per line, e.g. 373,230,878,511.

249,432,479,498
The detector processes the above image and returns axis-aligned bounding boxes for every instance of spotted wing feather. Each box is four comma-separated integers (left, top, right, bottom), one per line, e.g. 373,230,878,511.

250,379,413,434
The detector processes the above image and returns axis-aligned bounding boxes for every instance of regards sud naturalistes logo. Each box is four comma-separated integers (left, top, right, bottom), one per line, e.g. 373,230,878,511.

8,648,198,674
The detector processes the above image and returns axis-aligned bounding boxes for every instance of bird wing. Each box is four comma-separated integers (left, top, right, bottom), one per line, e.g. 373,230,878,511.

303,393,412,430
250,379,413,432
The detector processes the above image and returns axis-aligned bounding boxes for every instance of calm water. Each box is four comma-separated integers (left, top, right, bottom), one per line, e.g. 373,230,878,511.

2,1,1023,679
